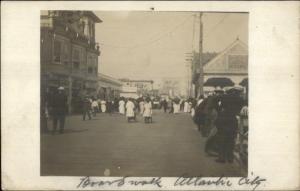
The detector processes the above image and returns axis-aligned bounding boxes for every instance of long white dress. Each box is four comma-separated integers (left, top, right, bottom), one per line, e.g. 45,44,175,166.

184,101,189,113
143,102,152,117
126,101,135,117
139,101,145,115
173,103,180,114
119,100,125,115
100,100,106,113
187,102,192,113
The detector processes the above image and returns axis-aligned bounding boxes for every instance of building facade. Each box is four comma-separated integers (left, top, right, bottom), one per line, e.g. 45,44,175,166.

192,38,248,96
41,11,102,113
119,79,154,97
98,73,122,100
203,39,248,86
120,86,139,99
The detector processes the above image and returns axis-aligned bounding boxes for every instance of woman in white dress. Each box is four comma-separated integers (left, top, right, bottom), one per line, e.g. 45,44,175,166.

187,101,192,113
100,100,106,113
173,103,180,114
184,100,189,113
91,99,99,116
143,98,152,123
118,99,125,115
126,98,135,122
139,99,145,115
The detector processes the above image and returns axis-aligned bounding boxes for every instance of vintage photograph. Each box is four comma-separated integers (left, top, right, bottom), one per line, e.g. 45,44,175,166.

40,11,249,177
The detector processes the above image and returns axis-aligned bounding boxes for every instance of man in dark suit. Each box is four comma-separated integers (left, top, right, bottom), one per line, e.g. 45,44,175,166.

49,86,68,134
82,96,92,120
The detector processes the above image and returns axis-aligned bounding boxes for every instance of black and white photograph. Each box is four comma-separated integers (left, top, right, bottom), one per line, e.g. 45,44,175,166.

2,1,300,190
40,10,249,177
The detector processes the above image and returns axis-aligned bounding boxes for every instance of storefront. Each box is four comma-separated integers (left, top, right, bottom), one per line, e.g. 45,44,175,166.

98,73,122,100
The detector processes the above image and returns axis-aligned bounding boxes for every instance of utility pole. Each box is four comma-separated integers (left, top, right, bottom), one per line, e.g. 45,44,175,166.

185,52,193,97
198,12,204,97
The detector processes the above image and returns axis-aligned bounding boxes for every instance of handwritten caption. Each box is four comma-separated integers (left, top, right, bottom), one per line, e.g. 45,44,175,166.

77,173,266,190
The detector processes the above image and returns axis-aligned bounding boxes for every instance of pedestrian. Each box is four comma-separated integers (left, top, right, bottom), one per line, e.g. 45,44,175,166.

190,98,197,117
184,100,189,113
82,96,92,120
202,94,218,137
41,87,50,134
106,99,113,115
215,88,243,163
169,100,174,114
119,98,125,115
197,95,205,106
161,99,168,113
49,86,68,134
126,98,135,122
139,98,145,115
100,99,106,113
180,99,184,111
143,97,152,123
113,98,119,113
91,99,99,116
188,99,192,113
173,98,180,114
204,97,219,156
193,95,206,133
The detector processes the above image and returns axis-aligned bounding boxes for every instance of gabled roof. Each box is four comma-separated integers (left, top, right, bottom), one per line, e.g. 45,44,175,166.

204,38,248,68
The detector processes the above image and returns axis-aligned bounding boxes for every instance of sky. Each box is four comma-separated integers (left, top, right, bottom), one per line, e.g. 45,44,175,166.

94,11,248,84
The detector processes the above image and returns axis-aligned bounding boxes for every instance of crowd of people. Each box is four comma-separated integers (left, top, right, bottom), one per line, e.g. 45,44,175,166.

42,86,248,165
80,96,154,124
191,88,248,163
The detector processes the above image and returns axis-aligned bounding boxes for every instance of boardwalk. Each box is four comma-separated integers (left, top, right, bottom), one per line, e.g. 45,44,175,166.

41,110,242,177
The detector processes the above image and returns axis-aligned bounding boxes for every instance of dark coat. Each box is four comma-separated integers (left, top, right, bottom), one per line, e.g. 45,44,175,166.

193,99,207,125
82,98,91,111
50,92,68,115
216,94,243,134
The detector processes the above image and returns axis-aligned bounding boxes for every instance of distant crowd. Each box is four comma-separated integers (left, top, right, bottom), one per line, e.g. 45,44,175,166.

81,96,154,123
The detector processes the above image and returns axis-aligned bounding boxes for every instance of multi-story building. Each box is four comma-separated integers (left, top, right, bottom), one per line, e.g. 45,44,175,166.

41,11,102,113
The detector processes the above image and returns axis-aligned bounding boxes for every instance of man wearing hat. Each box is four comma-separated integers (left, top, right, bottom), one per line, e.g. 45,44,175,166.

215,87,243,163
49,86,68,134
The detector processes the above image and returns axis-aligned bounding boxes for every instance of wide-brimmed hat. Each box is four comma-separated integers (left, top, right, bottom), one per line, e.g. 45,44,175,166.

58,86,64,90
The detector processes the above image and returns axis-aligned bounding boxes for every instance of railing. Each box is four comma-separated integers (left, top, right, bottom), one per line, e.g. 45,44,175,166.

235,113,248,175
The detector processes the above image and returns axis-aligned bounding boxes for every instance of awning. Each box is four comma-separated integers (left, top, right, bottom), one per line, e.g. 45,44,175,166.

204,77,234,88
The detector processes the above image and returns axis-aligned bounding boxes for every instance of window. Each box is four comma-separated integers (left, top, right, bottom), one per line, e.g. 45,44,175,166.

73,49,80,69
54,40,70,65
228,55,248,70
62,43,69,65
53,40,62,63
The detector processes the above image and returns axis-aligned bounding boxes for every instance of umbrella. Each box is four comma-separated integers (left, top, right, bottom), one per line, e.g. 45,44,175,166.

239,78,248,87
204,77,234,88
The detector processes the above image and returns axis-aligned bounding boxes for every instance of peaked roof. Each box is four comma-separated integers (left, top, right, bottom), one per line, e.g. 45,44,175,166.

204,38,248,68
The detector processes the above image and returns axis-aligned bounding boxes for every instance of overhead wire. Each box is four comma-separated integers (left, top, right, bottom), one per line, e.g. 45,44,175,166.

98,14,194,50
98,13,230,52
